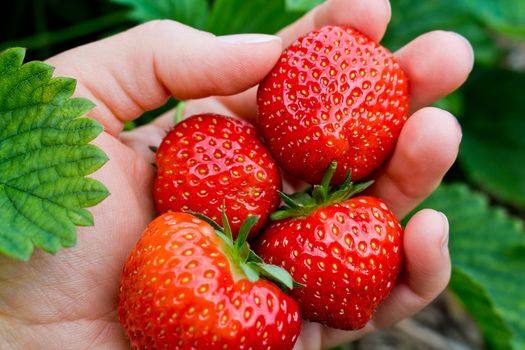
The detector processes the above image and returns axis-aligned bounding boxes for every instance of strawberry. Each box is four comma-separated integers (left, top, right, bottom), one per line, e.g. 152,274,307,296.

257,25,409,184
118,212,301,350
154,114,281,238
255,163,404,330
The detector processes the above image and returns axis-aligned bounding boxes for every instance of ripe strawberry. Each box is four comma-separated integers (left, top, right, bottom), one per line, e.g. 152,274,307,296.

257,25,409,184
118,212,301,350
154,114,281,238
255,163,403,330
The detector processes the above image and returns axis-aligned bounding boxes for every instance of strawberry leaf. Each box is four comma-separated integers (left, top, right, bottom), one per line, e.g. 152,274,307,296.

234,215,259,251
383,0,502,65
285,0,324,12
412,184,525,349
205,0,301,36
112,0,210,29
240,262,260,283
459,68,525,210
460,0,525,36
257,263,294,290
0,48,109,261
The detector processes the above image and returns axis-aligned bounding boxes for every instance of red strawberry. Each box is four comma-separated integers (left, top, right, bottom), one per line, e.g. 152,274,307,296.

118,212,301,350
154,114,281,238
257,25,409,184
255,163,403,330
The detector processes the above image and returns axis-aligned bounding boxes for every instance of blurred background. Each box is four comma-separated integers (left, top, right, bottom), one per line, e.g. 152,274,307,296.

1,0,524,349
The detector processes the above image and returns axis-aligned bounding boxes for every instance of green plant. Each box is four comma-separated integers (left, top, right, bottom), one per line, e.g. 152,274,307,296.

0,48,109,261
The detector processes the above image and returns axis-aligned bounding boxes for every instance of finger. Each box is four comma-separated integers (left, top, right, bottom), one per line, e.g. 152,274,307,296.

217,0,392,121
292,320,370,350
394,30,474,112
46,20,282,136
372,209,451,328
366,107,462,218
310,209,449,349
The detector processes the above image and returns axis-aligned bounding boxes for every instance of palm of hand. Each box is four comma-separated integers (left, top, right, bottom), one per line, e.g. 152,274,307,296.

0,132,155,349
0,1,474,349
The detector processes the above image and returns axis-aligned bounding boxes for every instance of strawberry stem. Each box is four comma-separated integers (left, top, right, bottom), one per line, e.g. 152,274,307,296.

271,161,374,220
174,100,186,124
191,211,298,291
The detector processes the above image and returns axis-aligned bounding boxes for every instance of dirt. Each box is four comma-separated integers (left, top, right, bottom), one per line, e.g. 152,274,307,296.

339,291,483,350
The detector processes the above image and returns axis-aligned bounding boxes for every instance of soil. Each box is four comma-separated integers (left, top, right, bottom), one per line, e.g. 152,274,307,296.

338,291,483,350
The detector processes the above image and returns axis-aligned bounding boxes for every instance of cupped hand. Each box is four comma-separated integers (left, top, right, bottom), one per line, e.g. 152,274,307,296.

0,0,473,349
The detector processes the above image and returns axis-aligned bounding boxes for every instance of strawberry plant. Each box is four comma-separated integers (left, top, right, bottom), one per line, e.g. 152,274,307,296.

0,47,108,261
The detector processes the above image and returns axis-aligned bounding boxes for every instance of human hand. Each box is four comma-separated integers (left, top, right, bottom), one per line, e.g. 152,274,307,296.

0,0,473,349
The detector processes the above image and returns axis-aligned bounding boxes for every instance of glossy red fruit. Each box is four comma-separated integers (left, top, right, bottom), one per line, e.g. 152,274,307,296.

118,212,301,350
257,25,409,184
154,114,281,238
255,163,403,330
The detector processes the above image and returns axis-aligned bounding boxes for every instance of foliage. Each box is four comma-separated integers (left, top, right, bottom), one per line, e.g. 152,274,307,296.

112,0,209,28
0,48,109,260
1,0,525,347
410,184,525,350
205,0,300,36
459,68,525,209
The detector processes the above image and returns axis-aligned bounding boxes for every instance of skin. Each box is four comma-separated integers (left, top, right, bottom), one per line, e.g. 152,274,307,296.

0,0,473,349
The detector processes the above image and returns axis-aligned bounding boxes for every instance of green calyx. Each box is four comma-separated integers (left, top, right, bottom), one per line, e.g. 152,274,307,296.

271,162,374,221
191,211,300,291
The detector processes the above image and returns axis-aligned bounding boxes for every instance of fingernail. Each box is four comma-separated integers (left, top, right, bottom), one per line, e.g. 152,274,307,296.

439,211,450,255
449,31,475,71
217,34,282,44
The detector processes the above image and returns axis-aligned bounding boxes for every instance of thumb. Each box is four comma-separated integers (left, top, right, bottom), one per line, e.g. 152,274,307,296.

47,20,282,135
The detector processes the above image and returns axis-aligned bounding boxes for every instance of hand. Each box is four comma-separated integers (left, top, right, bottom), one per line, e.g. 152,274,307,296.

0,0,473,349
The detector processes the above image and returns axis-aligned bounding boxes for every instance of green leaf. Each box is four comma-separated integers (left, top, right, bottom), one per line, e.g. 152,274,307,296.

279,191,304,209
240,262,260,283
433,91,465,118
412,184,525,349
112,0,209,29
234,215,259,251
257,263,294,290
0,48,109,261
384,0,502,65
459,68,525,209
214,230,233,249
450,269,513,350
221,209,233,241
285,0,324,12
205,0,302,36
460,0,525,36
191,211,223,232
